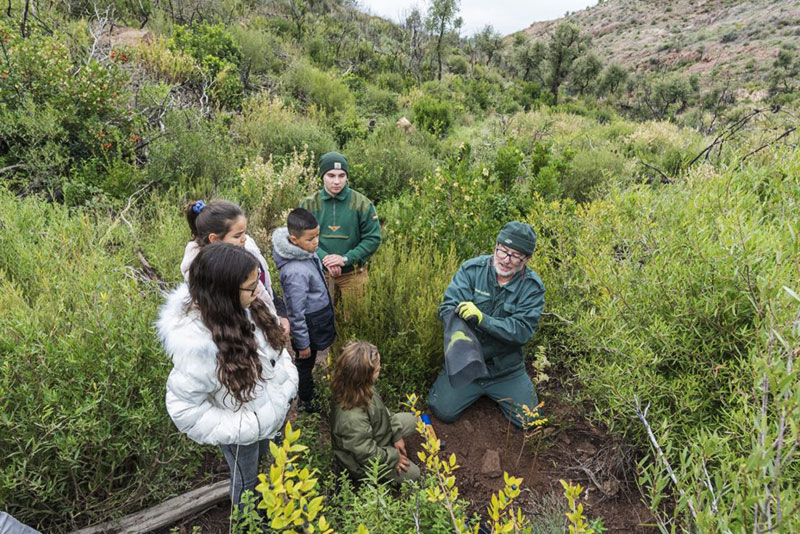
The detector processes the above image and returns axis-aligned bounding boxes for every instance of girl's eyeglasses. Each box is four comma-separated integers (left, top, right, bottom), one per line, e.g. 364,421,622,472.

240,282,259,296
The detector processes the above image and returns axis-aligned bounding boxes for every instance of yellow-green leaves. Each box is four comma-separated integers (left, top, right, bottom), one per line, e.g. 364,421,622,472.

256,421,364,534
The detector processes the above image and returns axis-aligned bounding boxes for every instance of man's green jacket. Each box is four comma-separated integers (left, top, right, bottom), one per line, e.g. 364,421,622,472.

300,185,381,269
439,255,545,378
330,390,403,479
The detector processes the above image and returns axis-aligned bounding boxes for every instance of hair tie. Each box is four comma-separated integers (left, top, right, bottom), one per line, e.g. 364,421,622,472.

192,200,205,214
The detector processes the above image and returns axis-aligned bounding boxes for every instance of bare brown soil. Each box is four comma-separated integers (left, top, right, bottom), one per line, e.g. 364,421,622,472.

159,374,655,533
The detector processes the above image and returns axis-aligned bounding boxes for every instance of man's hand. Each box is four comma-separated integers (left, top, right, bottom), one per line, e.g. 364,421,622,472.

456,301,483,324
328,264,342,277
297,347,311,359
394,438,407,458
396,454,410,473
280,317,290,336
322,254,346,269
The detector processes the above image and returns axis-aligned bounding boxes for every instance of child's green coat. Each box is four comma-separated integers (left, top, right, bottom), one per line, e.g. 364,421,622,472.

330,390,404,479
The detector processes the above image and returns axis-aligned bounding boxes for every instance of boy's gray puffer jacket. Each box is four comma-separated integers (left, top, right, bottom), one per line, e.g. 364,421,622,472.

272,227,332,350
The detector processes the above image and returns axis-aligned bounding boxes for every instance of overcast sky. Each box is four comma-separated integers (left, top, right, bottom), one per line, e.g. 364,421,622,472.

358,0,599,36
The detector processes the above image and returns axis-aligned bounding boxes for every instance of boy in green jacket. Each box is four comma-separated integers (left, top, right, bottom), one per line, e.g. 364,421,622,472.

300,152,381,304
330,341,419,482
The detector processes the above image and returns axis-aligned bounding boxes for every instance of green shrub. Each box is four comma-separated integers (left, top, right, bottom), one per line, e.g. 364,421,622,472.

411,95,454,135
359,83,399,116
0,191,203,532
235,149,317,234
230,24,286,76
208,61,244,109
382,144,530,258
0,25,135,196
333,240,460,405
169,22,242,69
283,61,355,115
563,147,626,202
136,36,197,84
528,149,800,530
344,123,437,203
234,94,336,162
493,141,525,190
146,110,243,193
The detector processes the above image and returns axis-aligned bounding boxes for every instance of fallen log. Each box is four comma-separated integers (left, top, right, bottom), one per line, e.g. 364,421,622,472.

70,481,229,534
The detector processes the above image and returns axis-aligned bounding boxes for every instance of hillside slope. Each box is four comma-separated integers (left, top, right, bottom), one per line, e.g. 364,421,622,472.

522,0,800,94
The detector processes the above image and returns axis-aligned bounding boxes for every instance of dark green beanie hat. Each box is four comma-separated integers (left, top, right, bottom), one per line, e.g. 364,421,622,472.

496,221,537,256
319,151,349,178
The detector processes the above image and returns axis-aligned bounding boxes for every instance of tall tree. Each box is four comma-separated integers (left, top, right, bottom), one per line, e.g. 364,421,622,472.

569,52,602,95
475,25,503,67
545,22,588,105
511,34,545,84
426,0,460,81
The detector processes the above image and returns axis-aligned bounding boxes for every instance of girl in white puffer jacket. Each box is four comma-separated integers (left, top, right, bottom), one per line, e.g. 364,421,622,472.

157,243,298,508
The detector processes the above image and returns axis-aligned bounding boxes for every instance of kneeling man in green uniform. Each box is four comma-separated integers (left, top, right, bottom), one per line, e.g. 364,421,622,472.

428,221,545,427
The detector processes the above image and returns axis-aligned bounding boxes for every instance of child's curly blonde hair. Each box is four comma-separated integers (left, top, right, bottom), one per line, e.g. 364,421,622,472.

330,341,380,410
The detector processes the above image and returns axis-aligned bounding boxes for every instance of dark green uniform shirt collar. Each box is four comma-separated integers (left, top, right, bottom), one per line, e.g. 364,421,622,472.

320,184,351,201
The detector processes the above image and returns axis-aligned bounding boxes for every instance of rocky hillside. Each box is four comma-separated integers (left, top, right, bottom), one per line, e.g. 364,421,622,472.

523,0,800,94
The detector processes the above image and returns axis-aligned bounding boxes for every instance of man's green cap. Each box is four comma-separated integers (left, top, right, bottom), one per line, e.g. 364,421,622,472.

319,151,349,178
496,221,537,256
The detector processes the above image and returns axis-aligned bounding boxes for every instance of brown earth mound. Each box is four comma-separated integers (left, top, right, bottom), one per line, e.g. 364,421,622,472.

159,377,654,533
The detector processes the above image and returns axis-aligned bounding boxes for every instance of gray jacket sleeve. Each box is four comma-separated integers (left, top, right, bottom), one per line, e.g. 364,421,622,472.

280,266,312,350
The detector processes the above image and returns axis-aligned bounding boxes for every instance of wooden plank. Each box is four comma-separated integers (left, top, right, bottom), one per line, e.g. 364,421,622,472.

71,480,230,534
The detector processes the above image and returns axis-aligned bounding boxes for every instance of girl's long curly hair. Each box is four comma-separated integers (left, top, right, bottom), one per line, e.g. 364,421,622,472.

188,243,287,405
330,341,380,410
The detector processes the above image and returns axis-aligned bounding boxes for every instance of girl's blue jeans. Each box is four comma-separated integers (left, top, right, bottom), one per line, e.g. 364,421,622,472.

220,438,270,509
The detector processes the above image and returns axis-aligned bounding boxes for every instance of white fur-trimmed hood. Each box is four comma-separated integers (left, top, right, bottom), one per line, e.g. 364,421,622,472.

156,283,217,368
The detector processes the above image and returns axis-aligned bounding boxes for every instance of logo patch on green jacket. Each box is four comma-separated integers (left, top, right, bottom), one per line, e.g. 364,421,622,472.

328,225,340,232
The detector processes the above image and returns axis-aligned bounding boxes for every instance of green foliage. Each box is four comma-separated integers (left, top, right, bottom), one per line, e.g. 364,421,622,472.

359,84,399,116
329,463,456,533
230,24,286,76
136,36,197,84
170,22,243,71
284,61,355,115
0,190,202,532
146,109,243,193
532,151,800,529
235,149,317,234
333,241,460,406
344,123,437,203
383,144,530,258
493,140,524,190
234,94,336,163
411,95,454,136
208,60,244,109
0,24,135,195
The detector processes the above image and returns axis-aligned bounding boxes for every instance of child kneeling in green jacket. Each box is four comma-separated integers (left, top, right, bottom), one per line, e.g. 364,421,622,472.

330,341,420,482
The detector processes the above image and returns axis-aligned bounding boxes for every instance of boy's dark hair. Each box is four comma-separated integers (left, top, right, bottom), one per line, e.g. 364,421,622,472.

287,208,319,237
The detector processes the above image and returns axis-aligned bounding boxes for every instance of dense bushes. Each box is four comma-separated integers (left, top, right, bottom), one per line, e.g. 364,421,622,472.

344,123,437,203
519,152,800,530
0,191,203,532
234,94,336,162
333,240,460,406
0,24,136,196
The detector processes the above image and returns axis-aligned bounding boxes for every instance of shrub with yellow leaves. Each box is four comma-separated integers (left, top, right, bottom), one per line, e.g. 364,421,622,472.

256,421,362,534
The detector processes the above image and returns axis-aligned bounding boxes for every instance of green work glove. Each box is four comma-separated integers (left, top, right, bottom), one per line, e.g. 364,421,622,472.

456,301,483,324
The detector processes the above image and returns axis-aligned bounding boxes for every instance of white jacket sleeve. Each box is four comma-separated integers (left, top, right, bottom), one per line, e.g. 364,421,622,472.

165,365,261,446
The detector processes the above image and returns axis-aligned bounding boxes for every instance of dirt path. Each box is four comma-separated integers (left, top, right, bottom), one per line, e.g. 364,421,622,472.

160,380,655,533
